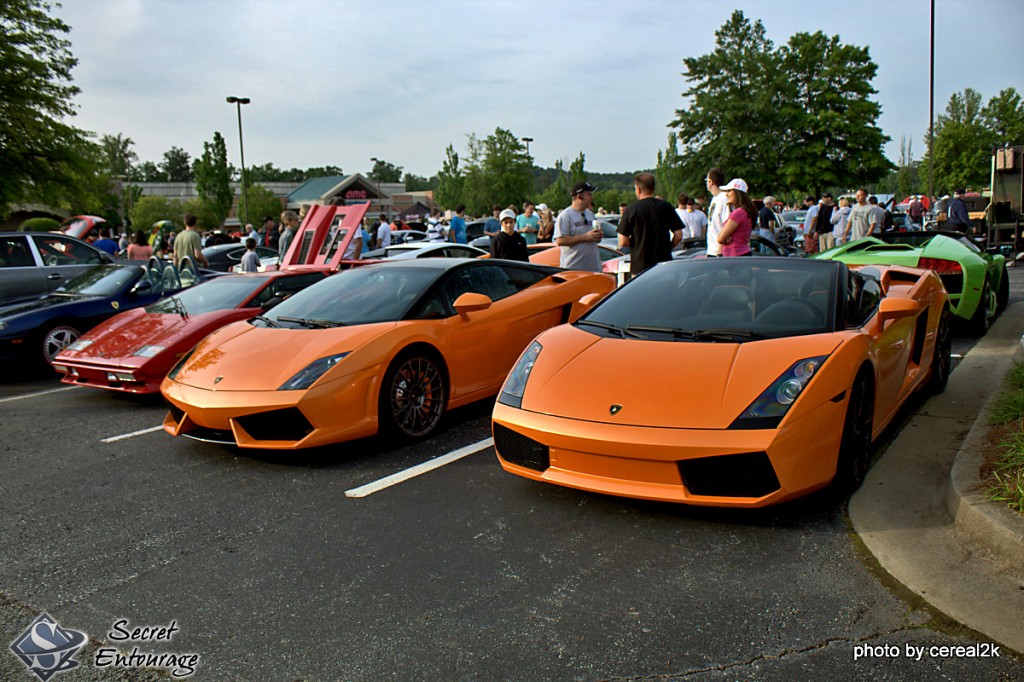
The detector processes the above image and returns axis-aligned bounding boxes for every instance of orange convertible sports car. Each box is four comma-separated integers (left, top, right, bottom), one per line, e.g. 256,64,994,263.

162,259,614,448
492,257,951,507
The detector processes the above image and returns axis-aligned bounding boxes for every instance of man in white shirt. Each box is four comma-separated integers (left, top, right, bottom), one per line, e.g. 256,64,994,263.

705,168,728,256
376,215,392,251
554,182,602,272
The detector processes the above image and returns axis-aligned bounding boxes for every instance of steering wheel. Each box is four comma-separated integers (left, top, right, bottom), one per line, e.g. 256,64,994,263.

45,255,59,267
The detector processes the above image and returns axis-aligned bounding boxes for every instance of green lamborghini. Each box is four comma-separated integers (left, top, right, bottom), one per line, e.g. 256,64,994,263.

815,230,1008,334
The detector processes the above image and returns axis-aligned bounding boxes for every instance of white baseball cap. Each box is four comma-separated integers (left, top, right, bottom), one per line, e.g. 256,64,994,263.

720,178,749,193
499,208,517,221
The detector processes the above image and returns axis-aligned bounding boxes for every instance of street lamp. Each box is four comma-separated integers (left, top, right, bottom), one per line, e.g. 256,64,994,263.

226,96,251,228
521,137,533,160
370,157,383,218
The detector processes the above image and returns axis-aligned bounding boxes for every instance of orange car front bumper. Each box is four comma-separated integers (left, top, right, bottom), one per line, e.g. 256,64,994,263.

492,397,847,508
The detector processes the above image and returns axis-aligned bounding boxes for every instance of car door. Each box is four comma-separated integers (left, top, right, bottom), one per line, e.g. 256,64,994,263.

30,234,107,293
0,234,46,301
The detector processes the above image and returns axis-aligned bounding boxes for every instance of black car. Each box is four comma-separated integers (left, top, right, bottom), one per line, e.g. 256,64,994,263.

201,243,279,272
0,232,115,303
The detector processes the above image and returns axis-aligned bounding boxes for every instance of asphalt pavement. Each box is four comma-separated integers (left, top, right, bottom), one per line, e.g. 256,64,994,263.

1,270,1023,680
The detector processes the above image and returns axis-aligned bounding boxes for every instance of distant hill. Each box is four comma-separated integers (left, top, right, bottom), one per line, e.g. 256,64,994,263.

531,167,649,193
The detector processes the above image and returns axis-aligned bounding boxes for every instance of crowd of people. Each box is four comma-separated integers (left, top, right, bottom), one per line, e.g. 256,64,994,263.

86,174,975,280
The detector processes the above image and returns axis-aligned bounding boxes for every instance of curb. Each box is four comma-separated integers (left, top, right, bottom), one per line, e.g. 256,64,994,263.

944,341,1024,572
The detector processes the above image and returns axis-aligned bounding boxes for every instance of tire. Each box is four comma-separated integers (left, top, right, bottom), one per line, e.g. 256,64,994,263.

928,307,952,394
996,265,1009,313
40,324,80,366
835,373,874,492
378,350,447,441
967,276,992,337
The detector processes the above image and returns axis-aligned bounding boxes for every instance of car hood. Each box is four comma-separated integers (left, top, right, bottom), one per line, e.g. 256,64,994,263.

173,320,396,391
67,308,248,360
521,325,842,429
0,293,90,319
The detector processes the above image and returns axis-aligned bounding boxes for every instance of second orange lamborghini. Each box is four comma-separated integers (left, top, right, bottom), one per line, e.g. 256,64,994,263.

492,257,951,507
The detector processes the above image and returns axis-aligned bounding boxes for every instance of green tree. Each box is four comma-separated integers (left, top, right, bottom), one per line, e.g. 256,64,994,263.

480,128,532,209
670,11,783,197
537,159,570,211
161,146,192,182
192,131,233,227
0,0,95,215
922,88,994,193
777,30,891,196
370,159,403,183
460,133,487,213
567,152,588,188
99,133,137,177
303,165,343,178
982,88,1024,147
894,136,919,201
403,173,432,192
135,160,166,182
435,144,463,209
243,184,283,226
656,133,686,201
129,195,183,233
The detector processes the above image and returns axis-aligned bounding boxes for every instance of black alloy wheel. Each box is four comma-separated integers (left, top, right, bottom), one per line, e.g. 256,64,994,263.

928,308,952,394
379,352,446,440
835,374,874,492
967,276,992,337
996,265,1009,312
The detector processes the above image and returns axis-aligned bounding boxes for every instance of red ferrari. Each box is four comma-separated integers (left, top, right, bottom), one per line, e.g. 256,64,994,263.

53,270,328,393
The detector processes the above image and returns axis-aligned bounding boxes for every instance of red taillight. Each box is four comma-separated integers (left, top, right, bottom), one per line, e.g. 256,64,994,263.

917,257,962,274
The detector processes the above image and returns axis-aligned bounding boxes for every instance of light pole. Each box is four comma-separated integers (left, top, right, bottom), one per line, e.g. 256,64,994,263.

226,96,251,228
370,157,384,218
521,137,533,161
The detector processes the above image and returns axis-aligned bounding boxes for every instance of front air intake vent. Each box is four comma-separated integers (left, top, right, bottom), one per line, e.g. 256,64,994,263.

494,423,550,471
678,452,780,498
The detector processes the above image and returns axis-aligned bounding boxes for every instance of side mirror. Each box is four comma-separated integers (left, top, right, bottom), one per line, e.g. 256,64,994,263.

453,292,492,316
877,296,920,323
569,292,605,323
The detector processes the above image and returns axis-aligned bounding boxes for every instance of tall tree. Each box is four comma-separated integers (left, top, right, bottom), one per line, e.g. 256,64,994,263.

403,173,432,192
161,146,192,182
656,133,686,201
982,87,1024,147
922,88,993,193
777,31,891,196
243,184,283,225
480,128,533,209
0,0,94,215
192,131,233,227
99,133,137,177
370,159,403,183
303,165,343,178
537,159,570,211
435,144,463,210
670,11,783,196
134,161,166,182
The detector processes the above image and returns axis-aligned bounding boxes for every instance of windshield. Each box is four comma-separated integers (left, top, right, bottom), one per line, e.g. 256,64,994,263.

146,275,267,315
581,259,837,341
264,265,442,327
63,265,142,297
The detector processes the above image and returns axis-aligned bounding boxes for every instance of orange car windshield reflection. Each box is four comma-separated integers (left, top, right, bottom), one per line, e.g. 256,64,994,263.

266,265,441,327
580,259,839,341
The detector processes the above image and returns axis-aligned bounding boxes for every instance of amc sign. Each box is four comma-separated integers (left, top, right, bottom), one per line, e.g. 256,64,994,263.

345,189,368,200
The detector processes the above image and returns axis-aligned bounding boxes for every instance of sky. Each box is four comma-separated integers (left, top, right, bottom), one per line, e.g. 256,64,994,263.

57,0,1024,181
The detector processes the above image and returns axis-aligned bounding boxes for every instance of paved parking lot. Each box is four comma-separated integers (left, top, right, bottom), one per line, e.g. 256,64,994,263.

2,271,1023,680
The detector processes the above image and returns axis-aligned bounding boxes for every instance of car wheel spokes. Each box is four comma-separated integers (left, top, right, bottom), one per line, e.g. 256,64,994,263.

391,357,444,437
43,327,79,365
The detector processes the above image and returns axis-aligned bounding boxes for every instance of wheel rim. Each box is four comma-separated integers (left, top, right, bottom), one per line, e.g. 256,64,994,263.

844,379,873,486
42,326,79,365
388,356,445,437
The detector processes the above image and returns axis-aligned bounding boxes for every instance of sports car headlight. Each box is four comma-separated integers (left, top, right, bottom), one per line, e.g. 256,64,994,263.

133,344,165,358
67,339,93,351
278,352,351,391
167,348,195,381
730,355,828,430
498,341,542,408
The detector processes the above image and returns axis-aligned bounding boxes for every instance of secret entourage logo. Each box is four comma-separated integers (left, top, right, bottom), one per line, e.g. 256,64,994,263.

9,613,87,681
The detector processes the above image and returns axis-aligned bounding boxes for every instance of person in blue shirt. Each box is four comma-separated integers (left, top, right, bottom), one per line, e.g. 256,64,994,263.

93,227,119,256
449,205,467,244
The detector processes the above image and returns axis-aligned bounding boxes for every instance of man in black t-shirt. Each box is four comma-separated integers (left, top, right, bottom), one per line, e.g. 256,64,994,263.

617,172,684,276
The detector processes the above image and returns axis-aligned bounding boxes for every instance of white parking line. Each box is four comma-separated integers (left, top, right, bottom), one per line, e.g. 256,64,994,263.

345,437,494,498
0,386,80,404
101,425,165,443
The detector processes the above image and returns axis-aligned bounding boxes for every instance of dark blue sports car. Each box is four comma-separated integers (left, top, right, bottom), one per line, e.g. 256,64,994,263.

0,262,203,367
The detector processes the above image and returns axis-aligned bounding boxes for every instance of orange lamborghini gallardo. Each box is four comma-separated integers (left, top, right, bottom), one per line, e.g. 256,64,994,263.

161,259,614,448
492,257,952,507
